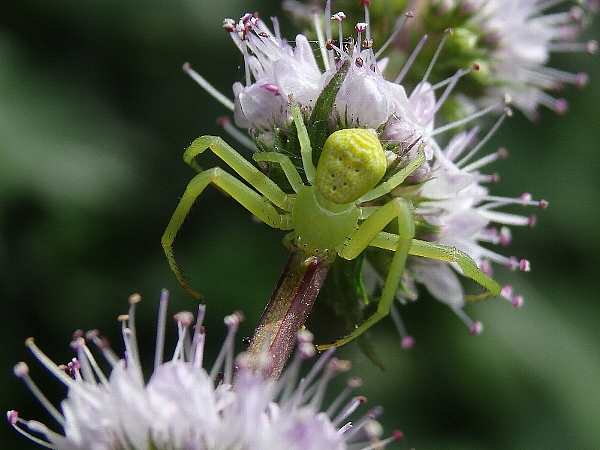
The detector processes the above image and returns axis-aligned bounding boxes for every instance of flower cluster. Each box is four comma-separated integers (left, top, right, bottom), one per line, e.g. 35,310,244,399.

181,0,556,340
315,0,598,120
445,0,598,119
8,290,401,449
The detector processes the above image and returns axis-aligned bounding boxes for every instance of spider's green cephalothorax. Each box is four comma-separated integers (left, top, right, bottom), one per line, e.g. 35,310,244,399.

315,128,386,204
289,185,359,259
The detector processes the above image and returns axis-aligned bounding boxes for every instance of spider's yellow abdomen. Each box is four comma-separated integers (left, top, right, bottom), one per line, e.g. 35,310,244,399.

316,128,386,204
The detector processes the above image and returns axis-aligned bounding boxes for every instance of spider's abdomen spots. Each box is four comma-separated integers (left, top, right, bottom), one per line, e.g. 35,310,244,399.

316,128,386,204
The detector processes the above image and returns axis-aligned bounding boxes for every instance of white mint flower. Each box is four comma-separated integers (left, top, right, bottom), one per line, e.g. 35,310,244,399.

446,0,598,119
224,13,322,143
8,290,402,449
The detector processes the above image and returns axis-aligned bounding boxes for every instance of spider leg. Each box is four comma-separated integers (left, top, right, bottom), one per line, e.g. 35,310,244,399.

358,141,426,203
253,152,305,194
183,136,294,210
163,138,294,299
320,197,415,349
370,233,502,299
289,100,317,185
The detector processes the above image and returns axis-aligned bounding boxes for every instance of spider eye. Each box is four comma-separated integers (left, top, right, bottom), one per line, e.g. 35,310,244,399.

315,128,386,204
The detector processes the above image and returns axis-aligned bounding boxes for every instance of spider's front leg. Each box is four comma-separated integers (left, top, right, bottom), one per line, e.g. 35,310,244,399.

183,136,293,209
162,136,293,299
318,197,415,350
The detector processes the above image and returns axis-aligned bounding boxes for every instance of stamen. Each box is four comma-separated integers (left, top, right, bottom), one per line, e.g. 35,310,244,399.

376,11,414,59
13,363,65,426
70,337,94,383
360,429,404,449
431,101,507,136
153,289,169,370
481,193,548,209
326,377,363,419
411,29,452,100
498,226,512,246
209,311,244,384
25,338,74,388
292,347,335,404
66,359,81,380
501,284,513,299
278,330,315,403
355,22,367,53
363,419,384,442
182,63,235,111
390,303,415,349
362,0,371,41
538,90,569,114
191,304,207,368
7,412,56,449
451,307,483,335
421,67,472,123
501,285,525,308
504,256,531,272
308,358,349,410
549,38,598,53
394,34,427,84
216,116,257,152
85,330,119,367
270,16,281,41
74,337,109,385
512,294,525,308
457,107,511,168
120,323,134,368
241,41,252,86
324,1,335,69
342,406,383,441
460,146,507,173
126,293,142,367
331,11,346,56
313,7,330,71
172,311,193,361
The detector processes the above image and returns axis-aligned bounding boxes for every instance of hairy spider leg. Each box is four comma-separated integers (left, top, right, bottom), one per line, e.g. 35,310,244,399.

310,197,414,349
183,136,294,210
289,100,317,185
253,152,305,194
315,230,502,349
162,136,296,299
372,234,502,300
358,141,426,203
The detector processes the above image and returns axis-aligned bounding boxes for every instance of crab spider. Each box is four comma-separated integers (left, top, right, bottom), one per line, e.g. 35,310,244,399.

162,102,501,349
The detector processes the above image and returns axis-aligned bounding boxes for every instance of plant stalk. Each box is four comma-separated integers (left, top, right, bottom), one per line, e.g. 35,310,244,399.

246,250,329,379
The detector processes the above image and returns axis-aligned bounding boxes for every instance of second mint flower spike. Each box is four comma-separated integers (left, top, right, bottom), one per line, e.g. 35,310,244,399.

8,290,403,450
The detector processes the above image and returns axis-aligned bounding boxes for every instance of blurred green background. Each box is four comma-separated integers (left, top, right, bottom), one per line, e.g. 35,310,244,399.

1,1,599,449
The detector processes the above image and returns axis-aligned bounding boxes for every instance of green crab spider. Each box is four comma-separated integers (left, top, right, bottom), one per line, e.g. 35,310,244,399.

162,102,501,350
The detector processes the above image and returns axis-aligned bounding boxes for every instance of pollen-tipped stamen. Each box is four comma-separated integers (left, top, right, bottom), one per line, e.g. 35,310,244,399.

390,303,415,349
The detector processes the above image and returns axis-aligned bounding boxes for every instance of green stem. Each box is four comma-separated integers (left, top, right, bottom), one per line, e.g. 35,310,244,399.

247,250,330,379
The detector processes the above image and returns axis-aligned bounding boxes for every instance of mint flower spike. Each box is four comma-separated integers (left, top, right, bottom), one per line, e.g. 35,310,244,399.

8,290,403,449
419,0,598,120
177,2,546,352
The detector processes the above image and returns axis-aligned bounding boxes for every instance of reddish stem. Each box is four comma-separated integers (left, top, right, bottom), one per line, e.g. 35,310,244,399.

246,250,330,379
